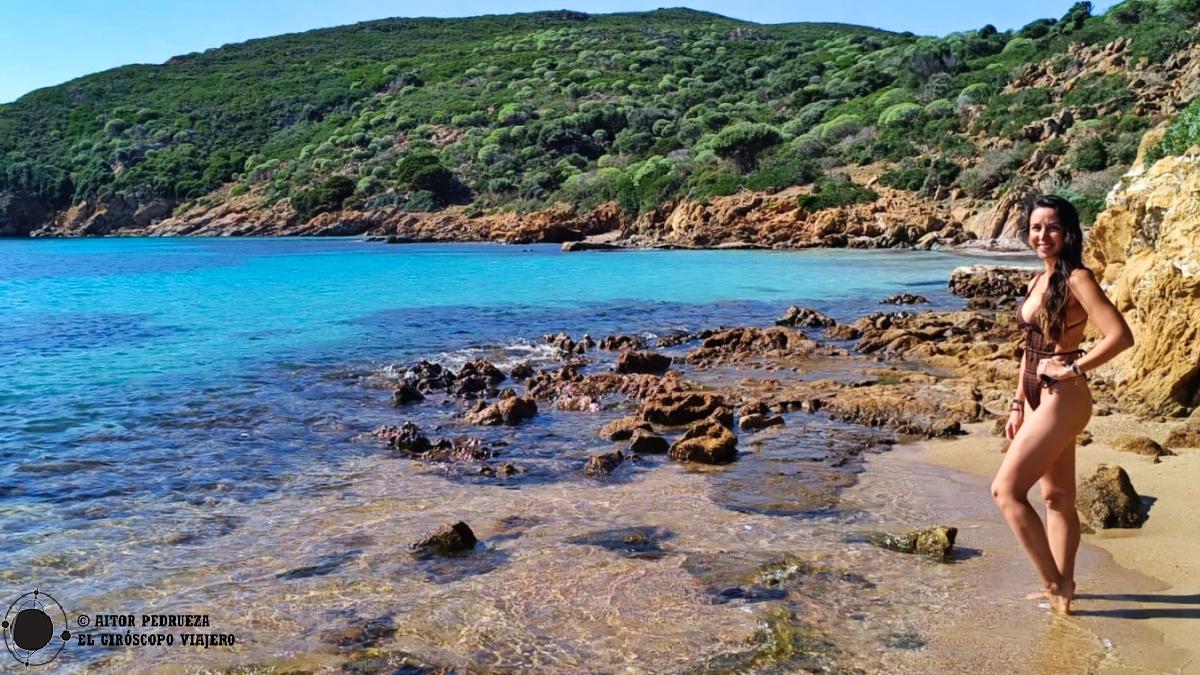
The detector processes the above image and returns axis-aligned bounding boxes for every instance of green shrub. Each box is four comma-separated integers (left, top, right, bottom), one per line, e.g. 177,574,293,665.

878,103,923,127
711,123,783,173
879,166,928,191
1146,97,1200,163
291,175,356,222
1067,137,1110,171
796,177,877,211
923,99,955,119
744,157,822,192
819,114,864,142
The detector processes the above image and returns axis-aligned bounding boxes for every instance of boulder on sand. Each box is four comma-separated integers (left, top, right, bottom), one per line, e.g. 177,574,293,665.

1077,464,1144,529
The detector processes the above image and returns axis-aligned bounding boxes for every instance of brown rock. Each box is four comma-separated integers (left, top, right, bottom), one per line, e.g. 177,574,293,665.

824,324,863,340
600,416,653,441
585,451,625,476
948,265,1034,299
391,383,425,406
629,429,669,453
869,526,957,561
599,334,646,351
464,391,537,426
739,414,785,431
640,391,733,427
376,422,431,455
1165,422,1200,448
1077,465,1144,529
880,293,929,305
411,521,478,556
615,350,672,374
1115,435,1174,462
669,418,738,464
775,305,836,328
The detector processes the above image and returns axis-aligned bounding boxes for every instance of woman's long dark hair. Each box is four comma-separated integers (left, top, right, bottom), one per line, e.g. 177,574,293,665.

1020,194,1086,342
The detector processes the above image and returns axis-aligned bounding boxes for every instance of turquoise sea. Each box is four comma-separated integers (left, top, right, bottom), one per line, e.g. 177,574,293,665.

0,238,1005,671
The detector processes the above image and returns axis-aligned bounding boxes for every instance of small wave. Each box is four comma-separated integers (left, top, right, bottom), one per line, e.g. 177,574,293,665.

375,339,565,379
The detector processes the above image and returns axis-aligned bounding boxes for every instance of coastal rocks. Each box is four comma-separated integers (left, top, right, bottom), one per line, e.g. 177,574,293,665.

1077,465,1144,529
669,418,738,464
639,391,733,427
544,331,591,356
775,306,836,328
628,429,669,453
880,293,928,305
824,324,863,341
598,334,646,351
464,390,537,425
1115,435,1174,462
377,422,431,455
561,241,624,252
1165,422,1200,448
868,526,957,561
685,327,819,366
0,190,48,237
1085,148,1200,416
375,424,497,462
614,350,672,374
391,383,425,406
584,450,625,476
600,416,653,441
948,265,1034,300
410,521,478,557
739,414,785,432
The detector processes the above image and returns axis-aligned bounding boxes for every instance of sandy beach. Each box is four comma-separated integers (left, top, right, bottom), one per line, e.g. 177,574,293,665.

898,413,1199,672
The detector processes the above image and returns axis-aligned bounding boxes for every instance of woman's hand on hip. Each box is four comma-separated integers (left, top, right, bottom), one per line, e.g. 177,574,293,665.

1036,356,1075,381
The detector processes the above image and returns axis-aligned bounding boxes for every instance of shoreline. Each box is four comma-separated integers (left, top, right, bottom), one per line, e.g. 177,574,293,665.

904,418,1198,672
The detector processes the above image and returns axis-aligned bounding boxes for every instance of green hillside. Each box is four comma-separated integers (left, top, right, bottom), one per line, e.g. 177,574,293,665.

1,2,1197,233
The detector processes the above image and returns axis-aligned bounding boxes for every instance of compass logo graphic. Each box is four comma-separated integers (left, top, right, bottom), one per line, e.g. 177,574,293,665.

2,589,71,668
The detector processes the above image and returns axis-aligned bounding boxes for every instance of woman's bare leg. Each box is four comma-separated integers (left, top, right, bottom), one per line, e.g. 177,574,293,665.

1039,441,1080,598
991,396,1089,614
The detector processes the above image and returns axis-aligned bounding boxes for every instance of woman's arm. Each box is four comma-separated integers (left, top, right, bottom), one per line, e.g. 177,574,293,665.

1068,268,1134,374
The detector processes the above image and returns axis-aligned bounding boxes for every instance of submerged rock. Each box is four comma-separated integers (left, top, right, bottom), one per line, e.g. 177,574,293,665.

598,334,646,351
614,350,672,374
880,293,929,305
567,526,672,559
376,422,432,456
1078,465,1144,529
739,413,785,432
410,521,478,557
391,382,425,406
869,526,957,561
628,429,669,453
584,450,625,476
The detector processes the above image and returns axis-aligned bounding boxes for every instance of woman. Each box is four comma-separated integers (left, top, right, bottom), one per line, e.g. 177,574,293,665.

991,194,1134,614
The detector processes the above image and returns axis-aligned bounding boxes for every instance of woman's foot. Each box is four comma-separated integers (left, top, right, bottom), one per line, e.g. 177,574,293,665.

1047,582,1072,614
1026,579,1075,607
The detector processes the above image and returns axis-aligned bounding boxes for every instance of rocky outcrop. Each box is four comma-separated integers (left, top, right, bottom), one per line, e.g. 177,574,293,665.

948,265,1035,301
669,417,738,464
775,306,836,328
1077,465,1144,529
869,526,957,561
464,390,538,425
614,350,671,374
0,191,48,237
1115,435,1174,462
1085,140,1200,416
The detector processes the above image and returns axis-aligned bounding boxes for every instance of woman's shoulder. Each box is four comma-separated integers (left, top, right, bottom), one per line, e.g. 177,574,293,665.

1067,267,1098,289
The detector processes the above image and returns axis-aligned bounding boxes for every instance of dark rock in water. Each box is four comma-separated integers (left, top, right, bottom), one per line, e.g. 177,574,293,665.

584,450,625,476
567,526,672,559
459,358,506,386
881,293,929,305
339,648,450,674
884,631,926,650
411,521,478,557
640,391,732,427
499,462,520,477
656,330,696,347
1115,435,1174,462
629,429,669,454
509,361,534,380
739,414,785,432
427,436,496,462
544,331,587,355
600,416,653,441
599,334,646,351
277,550,361,580
579,334,596,351
405,360,456,393
1078,465,1144,528
561,241,624,252
615,350,672,374
740,399,771,416
869,526,957,561
320,616,397,650
385,235,412,244
774,305,836,328
464,390,537,425
391,383,425,406
377,422,432,456
669,417,738,464
711,586,789,604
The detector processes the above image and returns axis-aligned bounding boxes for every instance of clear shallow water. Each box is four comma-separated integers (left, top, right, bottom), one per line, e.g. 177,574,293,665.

0,238,1008,671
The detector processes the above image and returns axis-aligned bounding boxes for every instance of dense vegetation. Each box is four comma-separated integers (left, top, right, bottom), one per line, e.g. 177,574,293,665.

1,1,1198,229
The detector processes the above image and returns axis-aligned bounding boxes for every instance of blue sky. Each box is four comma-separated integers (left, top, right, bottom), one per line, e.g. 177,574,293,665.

0,0,1120,104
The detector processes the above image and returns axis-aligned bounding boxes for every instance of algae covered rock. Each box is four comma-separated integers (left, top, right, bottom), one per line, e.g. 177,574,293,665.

869,525,957,561
1077,464,1144,529
1115,435,1174,462
669,417,738,464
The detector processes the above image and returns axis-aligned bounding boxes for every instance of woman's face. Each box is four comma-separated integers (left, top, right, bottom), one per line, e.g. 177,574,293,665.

1028,207,1064,261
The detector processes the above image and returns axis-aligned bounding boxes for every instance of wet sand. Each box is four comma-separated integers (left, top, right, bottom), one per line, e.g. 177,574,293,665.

884,415,1198,673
